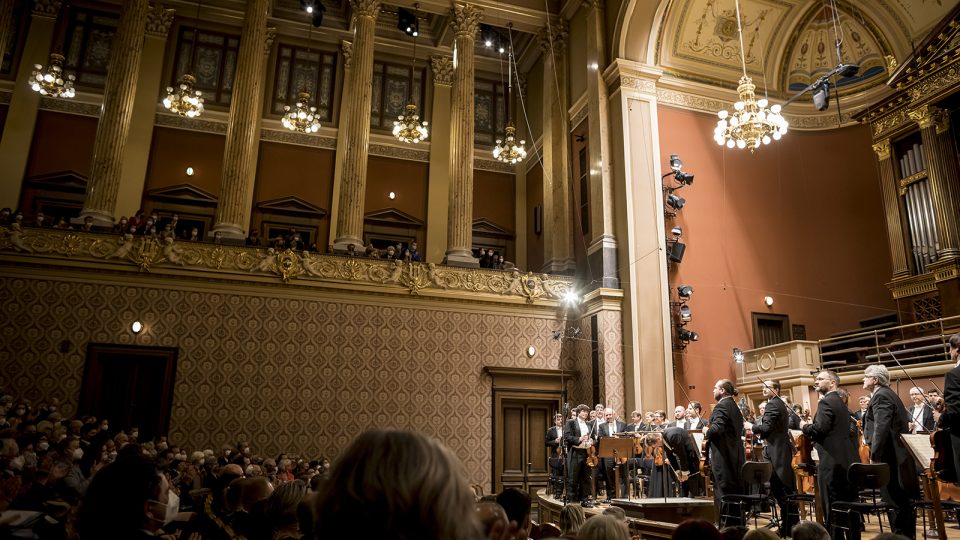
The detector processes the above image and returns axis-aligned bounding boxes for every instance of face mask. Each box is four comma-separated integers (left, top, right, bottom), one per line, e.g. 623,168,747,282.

72,448,83,461
164,491,179,525
37,442,49,451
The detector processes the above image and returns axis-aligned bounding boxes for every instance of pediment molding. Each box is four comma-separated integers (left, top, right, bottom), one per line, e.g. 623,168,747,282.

145,184,219,205
24,171,88,192
256,196,327,218
473,218,513,238
364,208,424,228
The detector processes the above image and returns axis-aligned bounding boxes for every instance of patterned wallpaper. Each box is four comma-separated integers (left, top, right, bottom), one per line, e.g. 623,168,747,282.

0,273,624,486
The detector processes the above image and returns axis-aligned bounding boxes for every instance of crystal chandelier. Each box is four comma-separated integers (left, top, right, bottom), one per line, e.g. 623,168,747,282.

163,0,204,118
393,4,428,143
163,74,205,118
30,53,75,98
282,91,321,133
393,103,428,143
493,27,526,163
713,0,788,151
493,123,526,164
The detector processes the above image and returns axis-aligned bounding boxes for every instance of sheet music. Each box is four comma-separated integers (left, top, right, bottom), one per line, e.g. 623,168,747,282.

901,434,934,470
692,432,705,450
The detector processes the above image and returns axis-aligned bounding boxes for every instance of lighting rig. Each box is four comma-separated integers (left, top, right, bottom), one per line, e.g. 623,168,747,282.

663,154,700,350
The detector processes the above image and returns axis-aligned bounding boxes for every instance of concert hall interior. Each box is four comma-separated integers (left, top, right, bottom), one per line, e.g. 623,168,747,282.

1,0,960,537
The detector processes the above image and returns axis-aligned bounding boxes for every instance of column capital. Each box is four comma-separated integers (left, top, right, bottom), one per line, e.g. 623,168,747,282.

349,0,382,19
32,0,62,18
908,105,950,134
145,4,175,37
341,40,353,69
538,20,568,55
451,3,483,39
581,0,603,11
430,55,454,86
872,139,891,161
264,26,277,55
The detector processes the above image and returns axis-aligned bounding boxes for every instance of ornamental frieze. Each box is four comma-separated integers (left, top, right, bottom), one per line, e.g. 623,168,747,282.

0,227,575,304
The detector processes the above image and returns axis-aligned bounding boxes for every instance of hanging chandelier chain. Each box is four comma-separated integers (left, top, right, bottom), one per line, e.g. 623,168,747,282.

393,3,428,144
492,23,526,164
734,0,747,79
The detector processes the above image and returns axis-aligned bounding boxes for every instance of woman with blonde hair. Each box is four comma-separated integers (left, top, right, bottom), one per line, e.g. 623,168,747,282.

313,429,481,539
577,515,630,540
559,503,585,536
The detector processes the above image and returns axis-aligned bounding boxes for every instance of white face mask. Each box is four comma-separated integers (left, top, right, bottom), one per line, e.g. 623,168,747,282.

164,491,179,525
37,442,49,452
72,448,83,461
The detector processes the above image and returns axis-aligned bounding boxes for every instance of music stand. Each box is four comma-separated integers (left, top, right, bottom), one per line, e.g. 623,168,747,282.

599,438,635,500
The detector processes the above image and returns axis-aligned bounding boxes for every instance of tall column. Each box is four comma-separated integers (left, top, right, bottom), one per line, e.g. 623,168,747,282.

115,4,174,220
210,0,270,239
327,40,353,250
872,139,911,278
910,105,960,261
332,0,382,252
444,3,482,267
425,55,453,264
584,0,618,288
0,0,61,208
78,0,150,226
539,20,574,274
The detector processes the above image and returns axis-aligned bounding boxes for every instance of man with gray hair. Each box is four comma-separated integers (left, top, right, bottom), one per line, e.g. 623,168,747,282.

862,364,919,538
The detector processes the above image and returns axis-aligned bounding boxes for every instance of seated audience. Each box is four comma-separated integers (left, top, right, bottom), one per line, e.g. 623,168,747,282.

791,522,829,540
74,454,171,539
559,503,585,537
671,519,721,540
577,514,630,540
477,500,509,538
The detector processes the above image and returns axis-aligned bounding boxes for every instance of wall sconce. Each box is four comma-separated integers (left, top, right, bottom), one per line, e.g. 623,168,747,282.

388,191,396,200
733,347,744,363
185,167,194,176
764,296,774,307
131,321,143,334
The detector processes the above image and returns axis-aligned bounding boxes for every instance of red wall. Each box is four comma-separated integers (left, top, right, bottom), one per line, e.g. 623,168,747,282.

657,105,896,404
24,111,97,179
144,127,226,198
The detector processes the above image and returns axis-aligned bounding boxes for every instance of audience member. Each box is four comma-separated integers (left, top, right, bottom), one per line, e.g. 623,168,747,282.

477,500,508,538
497,487,532,537
742,529,779,540
577,514,630,540
719,525,748,540
671,519,721,540
559,503,585,536
74,454,170,539
791,521,830,540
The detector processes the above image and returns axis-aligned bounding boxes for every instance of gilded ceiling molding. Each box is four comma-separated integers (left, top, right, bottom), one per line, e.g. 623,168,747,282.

430,55,454,87
888,273,937,299
264,27,277,56
261,128,337,149
0,228,575,304
906,65,960,110
618,75,657,94
870,107,911,139
32,0,61,18
872,139,891,161
341,40,353,69
908,105,950,134
155,112,228,134
39,98,101,117
451,3,483,37
145,5,175,37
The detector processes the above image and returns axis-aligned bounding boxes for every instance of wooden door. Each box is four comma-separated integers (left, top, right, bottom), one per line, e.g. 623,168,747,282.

494,393,560,510
79,344,178,441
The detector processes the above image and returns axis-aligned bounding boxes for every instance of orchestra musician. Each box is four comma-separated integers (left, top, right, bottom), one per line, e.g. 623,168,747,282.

625,411,646,433
563,404,598,508
598,407,628,499
801,370,859,540
686,401,706,430
750,379,798,538
545,413,565,499
647,426,703,498
943,334,960,484
907,386,935,434
703,379,745,527
667,406,687,428
862,364,919,540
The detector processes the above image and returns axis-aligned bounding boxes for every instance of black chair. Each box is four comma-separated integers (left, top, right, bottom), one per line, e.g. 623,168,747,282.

830,463,894,538
720,461,779,528
914,499,960,535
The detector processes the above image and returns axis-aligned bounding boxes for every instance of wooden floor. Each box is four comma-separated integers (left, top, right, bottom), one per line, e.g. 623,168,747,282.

537,491,960,539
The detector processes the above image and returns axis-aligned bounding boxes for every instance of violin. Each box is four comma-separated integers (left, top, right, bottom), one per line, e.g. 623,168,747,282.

586,445,599,467
929,397,956,483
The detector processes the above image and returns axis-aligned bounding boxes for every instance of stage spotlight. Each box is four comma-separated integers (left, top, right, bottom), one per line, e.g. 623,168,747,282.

678,328,699,342
397,7,418,36
669,154,683,172
563,291,580,305
733,347,744,363
669,241,686,263
674,171,694,185
679,305,692,322
677,285,693,299
671,226,682,239
666,193,685,211
812,81,830,112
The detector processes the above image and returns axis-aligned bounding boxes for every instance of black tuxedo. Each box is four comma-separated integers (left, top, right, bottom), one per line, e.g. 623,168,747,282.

597,420,628,497
545,426,563,451
751,396,798,536
705,397,745,526
802,392,859,538
686,417,706,430
907,403,935,433
866,386,919,538
545,425,565,497
647,427,703,497
942,364,960,487
563,418,597,502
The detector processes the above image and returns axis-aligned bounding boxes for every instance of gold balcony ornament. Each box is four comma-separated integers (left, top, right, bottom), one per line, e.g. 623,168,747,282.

493,123,526,164
392,103,428,143
282,91,321,133
163,74,205,118
30,53,76,99
712,0,787,152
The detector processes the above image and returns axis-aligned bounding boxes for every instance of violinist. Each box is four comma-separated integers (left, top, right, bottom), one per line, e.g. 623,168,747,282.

862,364,919,540
852,396,869,423
703,379,745,527
598,408,628,499
750,379,798,538
563,404,597,507
802,370,858,540
625,411,646,433
686,402,706,430
907,386,935,434
546,414,565,499
647,426,702,498
942,334,960,482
